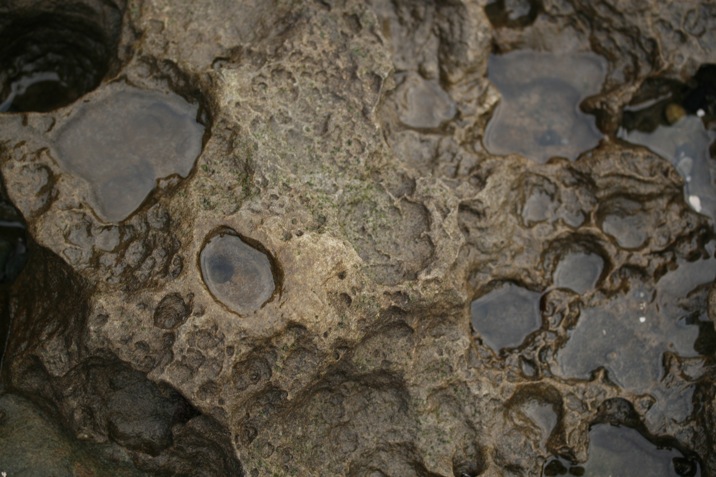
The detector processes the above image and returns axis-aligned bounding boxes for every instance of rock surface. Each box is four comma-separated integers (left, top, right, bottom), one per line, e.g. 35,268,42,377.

0,0,714,475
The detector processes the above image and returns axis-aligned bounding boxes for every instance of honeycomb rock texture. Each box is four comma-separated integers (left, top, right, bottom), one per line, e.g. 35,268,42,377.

0,0,715,475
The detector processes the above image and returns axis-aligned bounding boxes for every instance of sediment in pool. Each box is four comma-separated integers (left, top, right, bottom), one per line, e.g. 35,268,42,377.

200,230,278,315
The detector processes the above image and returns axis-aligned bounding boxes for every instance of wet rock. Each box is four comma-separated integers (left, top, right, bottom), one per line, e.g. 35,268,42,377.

0,238,90,382
0,0,714,475
0,392,143,476
104,365,196,455
0,206,27,286
484,50,607,162
598,197,652,249
133,414,244,477
694,381,716,473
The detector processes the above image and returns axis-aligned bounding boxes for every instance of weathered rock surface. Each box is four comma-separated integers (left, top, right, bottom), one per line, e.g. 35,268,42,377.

0,0,714,475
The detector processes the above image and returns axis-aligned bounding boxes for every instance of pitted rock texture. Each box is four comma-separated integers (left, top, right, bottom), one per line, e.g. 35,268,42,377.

0,0,715,475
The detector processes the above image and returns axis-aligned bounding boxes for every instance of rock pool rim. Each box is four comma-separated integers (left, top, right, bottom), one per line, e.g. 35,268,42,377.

198,227,283,313
469,278,543,304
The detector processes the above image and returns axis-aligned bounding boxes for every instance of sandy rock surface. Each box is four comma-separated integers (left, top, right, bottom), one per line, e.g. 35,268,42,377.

0,0,715,475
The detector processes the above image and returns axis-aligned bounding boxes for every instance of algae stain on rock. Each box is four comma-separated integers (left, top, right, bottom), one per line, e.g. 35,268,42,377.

484,50,606,163
200,231,276,315
54,86,205,222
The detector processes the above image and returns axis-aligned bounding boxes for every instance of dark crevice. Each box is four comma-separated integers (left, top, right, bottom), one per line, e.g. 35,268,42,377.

0,3,123,113
0,217,241,474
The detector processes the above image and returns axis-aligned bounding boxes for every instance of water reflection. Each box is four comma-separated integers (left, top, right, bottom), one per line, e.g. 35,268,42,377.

543,424,700,476
484,51,606,163
556,243,716,392
471,282,542,351
619,65,716,223
200,231,276,315
620,115,716,222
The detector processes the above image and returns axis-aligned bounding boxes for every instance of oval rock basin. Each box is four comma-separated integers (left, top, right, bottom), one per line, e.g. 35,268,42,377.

200,231,276,315
54,86,205,222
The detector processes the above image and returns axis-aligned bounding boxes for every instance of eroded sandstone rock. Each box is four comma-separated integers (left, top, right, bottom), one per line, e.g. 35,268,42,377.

0,0,714,475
